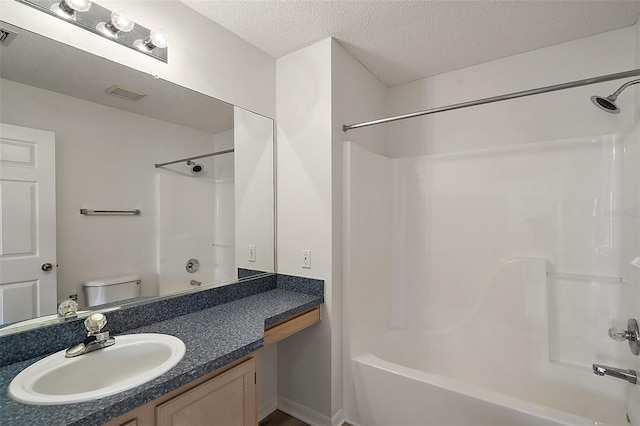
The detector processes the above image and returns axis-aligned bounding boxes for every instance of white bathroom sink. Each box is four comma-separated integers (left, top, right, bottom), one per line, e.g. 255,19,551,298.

8,333,186,405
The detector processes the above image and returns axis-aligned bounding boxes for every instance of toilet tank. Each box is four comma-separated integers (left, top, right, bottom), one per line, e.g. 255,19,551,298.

83,275,140,307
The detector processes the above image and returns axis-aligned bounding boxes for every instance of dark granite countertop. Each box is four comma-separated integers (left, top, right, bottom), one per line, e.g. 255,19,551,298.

0,288,322,426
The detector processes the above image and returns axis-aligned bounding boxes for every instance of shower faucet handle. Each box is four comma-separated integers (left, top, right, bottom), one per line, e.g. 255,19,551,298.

608,319,640,355
609,327,632,341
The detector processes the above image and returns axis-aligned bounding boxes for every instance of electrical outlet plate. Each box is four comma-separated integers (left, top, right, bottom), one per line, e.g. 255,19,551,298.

249,245,256,262
302,249,311,269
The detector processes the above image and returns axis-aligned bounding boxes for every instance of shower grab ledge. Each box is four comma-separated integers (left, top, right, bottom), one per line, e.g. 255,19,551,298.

546,271,625,284
80,209,141,216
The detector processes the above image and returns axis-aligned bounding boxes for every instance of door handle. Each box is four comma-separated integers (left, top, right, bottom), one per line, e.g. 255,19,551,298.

41,262,54,272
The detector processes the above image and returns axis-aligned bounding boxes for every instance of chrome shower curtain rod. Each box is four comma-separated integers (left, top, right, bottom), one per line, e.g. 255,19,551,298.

154,149,235,168
342,68,640,132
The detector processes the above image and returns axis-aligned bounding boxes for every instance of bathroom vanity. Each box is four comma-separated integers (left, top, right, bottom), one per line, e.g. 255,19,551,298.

0,274,323,426
105,307,320,426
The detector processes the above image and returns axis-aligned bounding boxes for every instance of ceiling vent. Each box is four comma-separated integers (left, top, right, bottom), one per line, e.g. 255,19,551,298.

0,29,17,46
105,84,147,102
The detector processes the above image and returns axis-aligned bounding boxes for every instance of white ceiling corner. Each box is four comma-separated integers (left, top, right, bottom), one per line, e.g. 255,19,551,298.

179,0,640,87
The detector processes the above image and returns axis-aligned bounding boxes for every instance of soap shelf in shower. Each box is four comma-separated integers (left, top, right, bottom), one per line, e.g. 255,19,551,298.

80,209,141,216
546,271,625,284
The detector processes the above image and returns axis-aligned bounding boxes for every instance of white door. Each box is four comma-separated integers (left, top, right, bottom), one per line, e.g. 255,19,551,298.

0,123,56,325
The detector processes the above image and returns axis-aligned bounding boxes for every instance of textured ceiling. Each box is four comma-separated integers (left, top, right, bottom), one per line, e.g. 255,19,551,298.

0,23,233,134
180,0,640,87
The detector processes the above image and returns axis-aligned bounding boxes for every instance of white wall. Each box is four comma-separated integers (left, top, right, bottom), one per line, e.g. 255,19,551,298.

274,36,388,426
331,41,388,157
386,27,636,157
0,78,221,306
234,108,275,274
276,38,335,423
0,0,275,118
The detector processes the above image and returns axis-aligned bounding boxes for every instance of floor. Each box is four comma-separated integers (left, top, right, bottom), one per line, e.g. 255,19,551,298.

260,410,309,426
260,410,353,426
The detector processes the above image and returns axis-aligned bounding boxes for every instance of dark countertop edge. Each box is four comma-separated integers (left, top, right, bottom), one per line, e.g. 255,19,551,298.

3,291,323,426
263,300,322,328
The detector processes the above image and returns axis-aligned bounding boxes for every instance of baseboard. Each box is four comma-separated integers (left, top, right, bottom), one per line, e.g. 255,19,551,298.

278,396,344,426
259,397,278,422
331,408,345,426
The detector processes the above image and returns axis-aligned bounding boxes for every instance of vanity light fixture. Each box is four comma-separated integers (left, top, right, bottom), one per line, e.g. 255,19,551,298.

16,0,168,62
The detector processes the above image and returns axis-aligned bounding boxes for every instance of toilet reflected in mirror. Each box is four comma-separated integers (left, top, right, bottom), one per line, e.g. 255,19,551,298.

83,276,141,307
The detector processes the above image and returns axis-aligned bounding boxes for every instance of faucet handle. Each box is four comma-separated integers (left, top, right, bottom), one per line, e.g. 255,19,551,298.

57,299,78,317
84,313,107,335
608,319,640,355
609,326,630,341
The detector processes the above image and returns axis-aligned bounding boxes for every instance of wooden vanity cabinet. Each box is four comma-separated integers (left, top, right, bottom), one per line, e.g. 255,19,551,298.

104,358,256,426
156,358,256,426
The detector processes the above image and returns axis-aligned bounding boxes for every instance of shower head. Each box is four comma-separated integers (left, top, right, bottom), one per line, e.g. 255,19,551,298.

591,78,640,114
186,160,203,174
590,95,620,114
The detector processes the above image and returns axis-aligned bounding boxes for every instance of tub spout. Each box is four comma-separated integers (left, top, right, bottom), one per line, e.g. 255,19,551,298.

592,364,637,384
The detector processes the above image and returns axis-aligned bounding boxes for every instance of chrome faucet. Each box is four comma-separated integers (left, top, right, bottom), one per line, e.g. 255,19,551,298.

65,313,115,358
592,364,637,385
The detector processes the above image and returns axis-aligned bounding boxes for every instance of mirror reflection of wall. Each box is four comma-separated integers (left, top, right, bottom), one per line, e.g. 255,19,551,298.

0,77,235,312
0,23,275,328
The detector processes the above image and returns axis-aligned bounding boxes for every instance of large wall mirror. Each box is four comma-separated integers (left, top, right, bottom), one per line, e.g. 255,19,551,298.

0,22,275,334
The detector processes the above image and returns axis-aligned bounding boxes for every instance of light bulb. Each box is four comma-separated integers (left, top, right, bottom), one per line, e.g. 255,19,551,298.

96,9,135,38
110,9,135,32
65,0,91,12
50,0,91,17
134,28,169,51
149,28,168,49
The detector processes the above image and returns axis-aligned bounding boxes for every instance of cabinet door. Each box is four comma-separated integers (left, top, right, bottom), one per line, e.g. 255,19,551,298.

156,358,256,426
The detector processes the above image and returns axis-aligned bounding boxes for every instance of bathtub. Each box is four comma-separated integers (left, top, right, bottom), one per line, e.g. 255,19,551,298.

350,329,628,426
